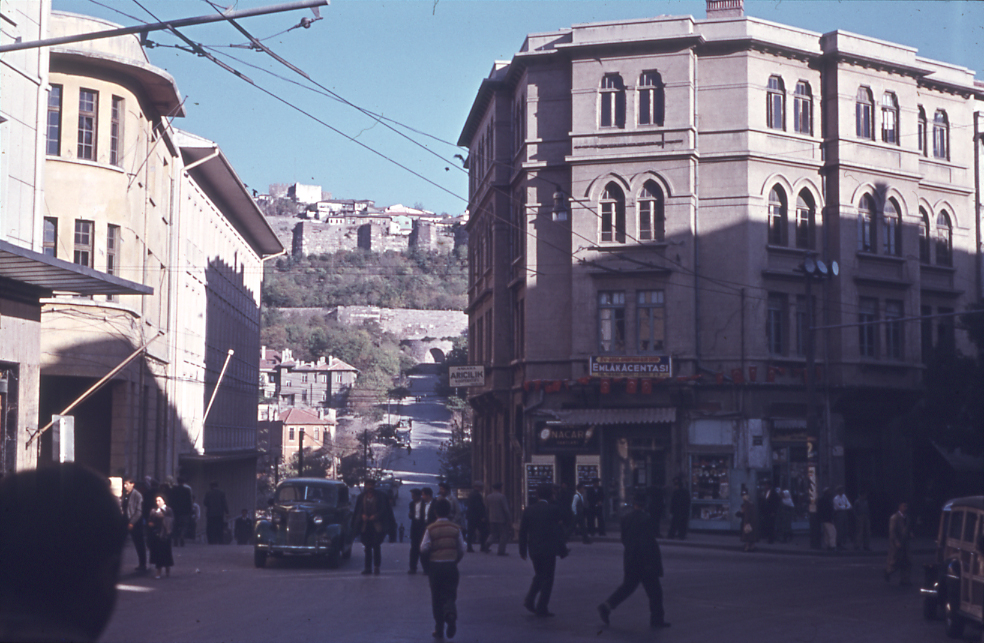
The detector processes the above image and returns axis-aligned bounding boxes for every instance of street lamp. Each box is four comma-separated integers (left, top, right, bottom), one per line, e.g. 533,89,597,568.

799,256,838,549
551,187,568,222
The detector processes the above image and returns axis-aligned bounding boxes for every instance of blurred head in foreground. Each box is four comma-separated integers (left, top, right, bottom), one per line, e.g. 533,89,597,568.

0,462,126,642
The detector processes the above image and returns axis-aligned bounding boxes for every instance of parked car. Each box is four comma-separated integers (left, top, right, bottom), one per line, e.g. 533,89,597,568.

921,495,984,638
254,478,353,569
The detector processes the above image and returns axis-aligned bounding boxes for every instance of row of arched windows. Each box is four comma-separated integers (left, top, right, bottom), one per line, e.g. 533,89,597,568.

598,71,665,129
856,194,953,266
766,76,813,135
856,87,948,159
597,181,665,243
767,186,816,249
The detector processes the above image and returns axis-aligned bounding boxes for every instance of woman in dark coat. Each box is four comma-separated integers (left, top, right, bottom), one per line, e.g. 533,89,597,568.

147,493,175,578
737,493,757,552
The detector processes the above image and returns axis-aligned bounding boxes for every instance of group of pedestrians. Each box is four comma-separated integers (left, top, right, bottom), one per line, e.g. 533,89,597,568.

817,486,874,551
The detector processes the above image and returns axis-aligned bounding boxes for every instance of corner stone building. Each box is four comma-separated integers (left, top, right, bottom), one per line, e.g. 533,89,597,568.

458,1,983,531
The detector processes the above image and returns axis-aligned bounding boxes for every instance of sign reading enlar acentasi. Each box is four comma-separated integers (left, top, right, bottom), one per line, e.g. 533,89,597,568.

589,355,672,378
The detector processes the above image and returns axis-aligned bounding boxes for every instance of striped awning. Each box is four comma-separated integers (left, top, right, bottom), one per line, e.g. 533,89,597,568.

546,407,676,426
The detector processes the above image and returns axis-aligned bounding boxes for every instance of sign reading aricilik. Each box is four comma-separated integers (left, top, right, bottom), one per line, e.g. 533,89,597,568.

449,365,486,388
589,355,672,378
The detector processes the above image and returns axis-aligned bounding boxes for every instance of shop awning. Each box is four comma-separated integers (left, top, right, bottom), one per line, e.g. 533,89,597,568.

545,407,676,426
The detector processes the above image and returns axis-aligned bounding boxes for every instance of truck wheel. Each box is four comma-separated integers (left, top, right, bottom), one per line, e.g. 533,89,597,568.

944,597,965,638
254,549,268,568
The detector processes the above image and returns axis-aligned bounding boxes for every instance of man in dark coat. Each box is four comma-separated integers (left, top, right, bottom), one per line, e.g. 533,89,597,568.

667,477,690,540
407,488,430,574
122,477,147,571
203,481,229,545
465,482,488,553
518,484,569,617
598,493,671,629
169,477,193,547
586,478,606,536
352,478,396,575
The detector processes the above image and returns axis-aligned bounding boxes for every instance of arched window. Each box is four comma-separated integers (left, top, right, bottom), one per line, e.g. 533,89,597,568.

933,110,948,160
795,191,815,249
767,76,785,130
917,106,927,156
638,71,664,126
638,181,664,241
882,198,901,256
857,194,875,252
600,183,626,243
935,211,952,266
856,87,874,139
600,74,626,128
768,186,787,246
881,93,899,144
918,208,930,263
793,82,812,135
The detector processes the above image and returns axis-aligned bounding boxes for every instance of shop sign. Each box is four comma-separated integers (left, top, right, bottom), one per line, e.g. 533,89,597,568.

525,463,555,506
449,365,485,387
589,355,672,378
536,424,599,453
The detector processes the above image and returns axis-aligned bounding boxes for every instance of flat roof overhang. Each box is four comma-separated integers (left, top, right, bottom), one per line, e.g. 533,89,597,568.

0,240,153,297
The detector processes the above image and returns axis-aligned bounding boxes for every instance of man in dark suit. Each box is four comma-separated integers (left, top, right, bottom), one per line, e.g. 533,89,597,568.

352,478,396,575
597,493,671,630
586,478,606,536
518,484,569,617
407,488,425,573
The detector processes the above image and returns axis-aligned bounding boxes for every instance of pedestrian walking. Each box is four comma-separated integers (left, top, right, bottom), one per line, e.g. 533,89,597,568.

437,483,463,526
483,482,512,555
763,486,782,544
234,509,252,545
572,483,591,544
519,484,569,617
147,494,174,579
407,487,434,574
169,477,193,547
884,502,912,585
586,478,606,536
203,481,229,545
122,477,147,571
777,489,795,543
737,492,757,552
352,478,396,575
667,477,690,540
818,487,836,551
597,493,671,630
833,486,852,549
465,482,488,553
854,490,872,551
420,499,466,639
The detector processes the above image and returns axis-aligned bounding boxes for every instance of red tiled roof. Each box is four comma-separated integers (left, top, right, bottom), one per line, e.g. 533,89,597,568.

278,407,336,425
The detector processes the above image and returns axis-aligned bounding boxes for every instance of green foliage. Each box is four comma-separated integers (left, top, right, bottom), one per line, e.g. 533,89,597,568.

281,447,333,479
262,249,467,310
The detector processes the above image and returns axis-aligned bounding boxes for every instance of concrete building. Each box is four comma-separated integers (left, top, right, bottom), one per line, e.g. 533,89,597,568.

172,129,284,516
10,10,282,519
458,1,983,530
1,1,150,474
260,347,359,409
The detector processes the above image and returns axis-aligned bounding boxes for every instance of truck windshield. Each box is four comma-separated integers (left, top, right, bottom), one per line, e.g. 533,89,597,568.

277,484,338,505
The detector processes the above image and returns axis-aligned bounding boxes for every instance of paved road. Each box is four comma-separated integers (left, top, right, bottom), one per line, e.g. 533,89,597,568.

104,536,980,643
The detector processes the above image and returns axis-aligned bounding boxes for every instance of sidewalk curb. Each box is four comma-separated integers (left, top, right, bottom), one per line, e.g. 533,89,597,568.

579,535,935,558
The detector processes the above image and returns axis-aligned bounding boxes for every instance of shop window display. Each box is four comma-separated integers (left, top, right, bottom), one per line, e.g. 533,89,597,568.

690,455,731,521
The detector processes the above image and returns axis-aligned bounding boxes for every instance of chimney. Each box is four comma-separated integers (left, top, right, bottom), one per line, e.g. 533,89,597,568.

706,0,743,19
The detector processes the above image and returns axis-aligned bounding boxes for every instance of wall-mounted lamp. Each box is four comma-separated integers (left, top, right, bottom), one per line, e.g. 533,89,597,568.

551,188,568,222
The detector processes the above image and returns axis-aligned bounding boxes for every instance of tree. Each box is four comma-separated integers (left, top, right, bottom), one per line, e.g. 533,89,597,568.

281,446,333,479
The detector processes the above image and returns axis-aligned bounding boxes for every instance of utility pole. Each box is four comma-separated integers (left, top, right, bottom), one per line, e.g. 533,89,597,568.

298,428,304,477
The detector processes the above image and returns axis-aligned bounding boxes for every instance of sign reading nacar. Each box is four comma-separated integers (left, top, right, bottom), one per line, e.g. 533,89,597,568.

449,365,485,387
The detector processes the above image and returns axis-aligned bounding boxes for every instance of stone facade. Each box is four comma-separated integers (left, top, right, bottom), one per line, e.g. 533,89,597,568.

458,4,983,530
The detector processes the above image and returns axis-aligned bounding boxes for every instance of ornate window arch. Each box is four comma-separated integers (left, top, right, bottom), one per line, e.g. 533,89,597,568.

768,186,787,246
882,198,901,256
935,211,952,266
638,71,664,126
600,74,626,129
795,190,815,249
857,194,876,252
638,181,665,241
767,76,785,130
856,87,874,139
600,182,626,243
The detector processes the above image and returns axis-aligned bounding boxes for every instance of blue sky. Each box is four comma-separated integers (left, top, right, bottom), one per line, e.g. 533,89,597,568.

52,1,983,216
